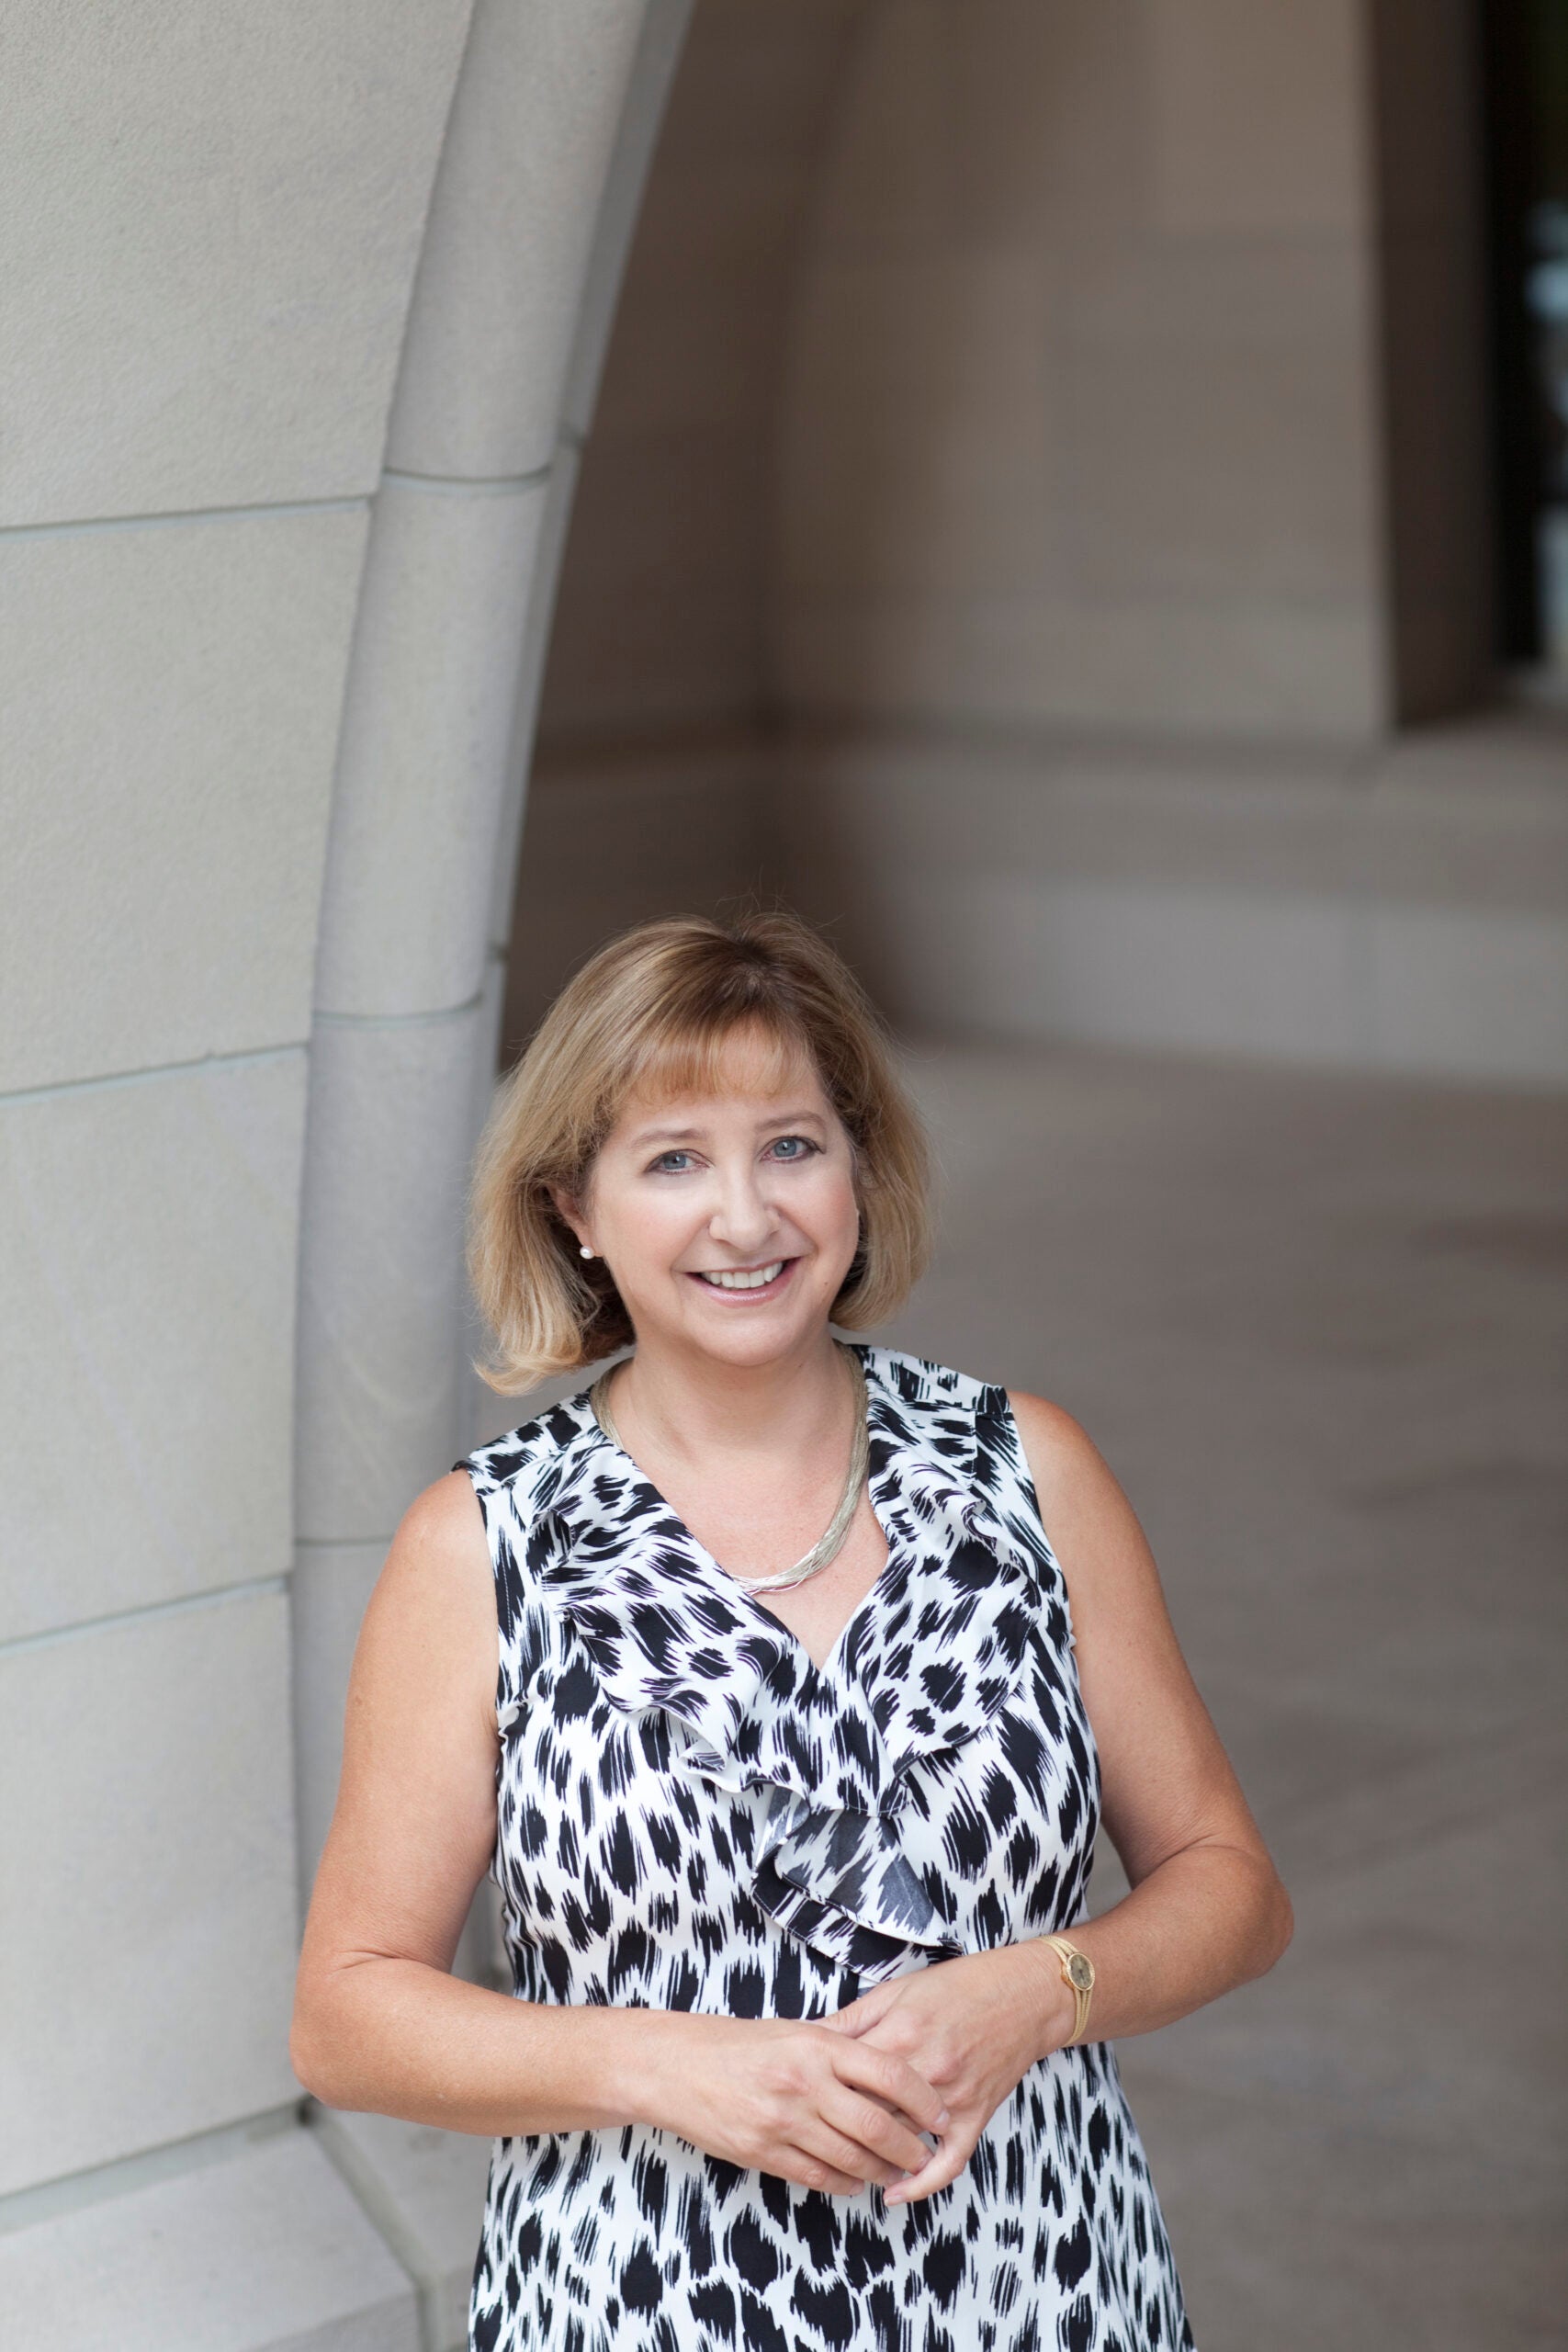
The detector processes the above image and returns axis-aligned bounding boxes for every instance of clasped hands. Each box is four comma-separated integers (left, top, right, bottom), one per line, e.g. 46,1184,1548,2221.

822,1941,1075,2203
660,1941,1076,2206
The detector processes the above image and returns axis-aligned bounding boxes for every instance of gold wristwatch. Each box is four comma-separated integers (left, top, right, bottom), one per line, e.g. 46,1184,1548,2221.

1043,1935,1096,2046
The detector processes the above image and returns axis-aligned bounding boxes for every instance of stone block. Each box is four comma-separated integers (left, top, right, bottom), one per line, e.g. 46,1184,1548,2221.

314,2109,494,2352
1148,0,1369,237
313,475,548,1019
386,0,652,481
0,1591,299,2195
1,1,468,525
0,1053,305,1643
0,506,367,1094
295,1003,487,1544
858,868,1365,1065
0,2127,418,2352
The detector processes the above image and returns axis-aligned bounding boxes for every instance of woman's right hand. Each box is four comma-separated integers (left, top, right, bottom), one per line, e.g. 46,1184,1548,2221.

639,2012,951,2195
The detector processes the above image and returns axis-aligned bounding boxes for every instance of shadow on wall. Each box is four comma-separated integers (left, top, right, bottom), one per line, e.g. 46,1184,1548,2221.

502,733,781,1056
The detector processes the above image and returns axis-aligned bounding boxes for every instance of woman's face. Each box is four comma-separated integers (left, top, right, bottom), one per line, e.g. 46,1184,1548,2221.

564,1025,862,1371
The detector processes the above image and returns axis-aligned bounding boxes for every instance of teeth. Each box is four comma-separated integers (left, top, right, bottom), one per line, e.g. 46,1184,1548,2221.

702,1261,785,1291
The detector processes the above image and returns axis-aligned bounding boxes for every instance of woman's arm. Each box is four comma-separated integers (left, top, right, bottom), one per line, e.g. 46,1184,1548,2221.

290,1467,622,2134
827,1391,1292,2200
1006,1387,1293,2032
290,1470,948,2192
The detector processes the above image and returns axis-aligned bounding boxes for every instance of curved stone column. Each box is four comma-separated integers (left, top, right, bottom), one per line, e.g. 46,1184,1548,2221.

291,3,694,2340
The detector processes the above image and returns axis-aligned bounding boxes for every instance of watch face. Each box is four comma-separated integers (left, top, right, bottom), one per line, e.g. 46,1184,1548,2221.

1066,1952,1094,1991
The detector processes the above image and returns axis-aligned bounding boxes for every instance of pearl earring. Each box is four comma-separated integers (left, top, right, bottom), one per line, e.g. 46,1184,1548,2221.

580,1244,594,1260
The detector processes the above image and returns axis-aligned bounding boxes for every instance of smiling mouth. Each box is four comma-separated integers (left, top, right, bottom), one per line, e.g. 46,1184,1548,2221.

691,1259,793,1294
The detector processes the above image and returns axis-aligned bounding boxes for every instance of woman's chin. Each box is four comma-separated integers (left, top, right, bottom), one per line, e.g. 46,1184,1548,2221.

671,1280,842,1364
685,1309,823,1367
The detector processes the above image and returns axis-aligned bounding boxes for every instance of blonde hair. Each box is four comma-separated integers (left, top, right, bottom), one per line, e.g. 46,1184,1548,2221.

468,911,932,1392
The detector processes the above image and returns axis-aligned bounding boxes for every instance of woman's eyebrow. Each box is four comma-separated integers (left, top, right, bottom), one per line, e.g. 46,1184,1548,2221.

628,1108,828,1147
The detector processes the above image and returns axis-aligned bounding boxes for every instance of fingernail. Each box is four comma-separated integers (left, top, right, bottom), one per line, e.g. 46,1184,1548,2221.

935,2107,951,2128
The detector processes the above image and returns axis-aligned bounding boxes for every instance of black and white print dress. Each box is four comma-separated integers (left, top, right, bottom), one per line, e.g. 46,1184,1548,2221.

456,1344,1194,2352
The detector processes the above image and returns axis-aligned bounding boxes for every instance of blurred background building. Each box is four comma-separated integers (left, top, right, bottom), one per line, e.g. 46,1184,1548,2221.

2,6,1564,2349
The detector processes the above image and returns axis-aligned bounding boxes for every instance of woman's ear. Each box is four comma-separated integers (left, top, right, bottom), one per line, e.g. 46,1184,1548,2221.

547,1182,586,1251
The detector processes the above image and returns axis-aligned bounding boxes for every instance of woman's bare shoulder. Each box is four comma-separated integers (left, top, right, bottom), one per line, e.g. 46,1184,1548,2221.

1003,1386,1165,1616
376,1467,491,1588
1005,1388,1123,1511
394,1464,491,1552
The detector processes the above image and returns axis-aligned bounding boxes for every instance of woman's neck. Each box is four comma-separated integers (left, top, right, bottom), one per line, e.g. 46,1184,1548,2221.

608,1329,853,1467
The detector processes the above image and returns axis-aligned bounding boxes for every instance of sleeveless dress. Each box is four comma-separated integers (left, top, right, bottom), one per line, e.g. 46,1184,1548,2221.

456,1344,1195,2352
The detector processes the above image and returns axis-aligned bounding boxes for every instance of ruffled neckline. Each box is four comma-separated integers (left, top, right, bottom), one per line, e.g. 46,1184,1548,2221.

517,1346,1044,1981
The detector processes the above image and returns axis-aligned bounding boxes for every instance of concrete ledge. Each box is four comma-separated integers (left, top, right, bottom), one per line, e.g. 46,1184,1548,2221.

312,2109,494,2352
501,714,1567,1086
0,2126,418,2352
772,713,1568,1086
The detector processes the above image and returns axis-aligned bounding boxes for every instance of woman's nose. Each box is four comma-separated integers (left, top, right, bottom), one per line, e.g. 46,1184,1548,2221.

707,1165,776,1250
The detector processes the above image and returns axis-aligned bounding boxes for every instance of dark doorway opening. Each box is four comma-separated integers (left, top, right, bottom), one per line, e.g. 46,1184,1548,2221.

1483,0,1568,665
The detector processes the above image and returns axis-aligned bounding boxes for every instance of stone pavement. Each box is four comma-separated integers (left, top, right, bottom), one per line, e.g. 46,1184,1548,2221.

878,1037,1568,2352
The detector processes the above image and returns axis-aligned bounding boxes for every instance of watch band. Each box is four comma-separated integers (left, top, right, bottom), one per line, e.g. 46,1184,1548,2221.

1043,1934,1096,2047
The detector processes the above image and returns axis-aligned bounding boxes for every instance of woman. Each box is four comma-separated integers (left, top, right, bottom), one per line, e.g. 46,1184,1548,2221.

292,911,1292,2352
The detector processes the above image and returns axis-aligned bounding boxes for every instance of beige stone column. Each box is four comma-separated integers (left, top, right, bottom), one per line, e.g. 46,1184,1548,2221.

0,6,472,2344
290,3,694,2343
0,3,692,2346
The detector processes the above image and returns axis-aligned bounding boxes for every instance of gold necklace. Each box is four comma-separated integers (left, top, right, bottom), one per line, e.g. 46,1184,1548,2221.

589,1343,870,1595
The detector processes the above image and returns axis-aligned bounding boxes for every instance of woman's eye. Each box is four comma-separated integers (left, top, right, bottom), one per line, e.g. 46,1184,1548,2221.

650,1150,694,1173
768,1136,817,1161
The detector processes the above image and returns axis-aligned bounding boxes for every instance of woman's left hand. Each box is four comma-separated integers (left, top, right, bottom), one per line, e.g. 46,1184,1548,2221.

821,1943,1075,2203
